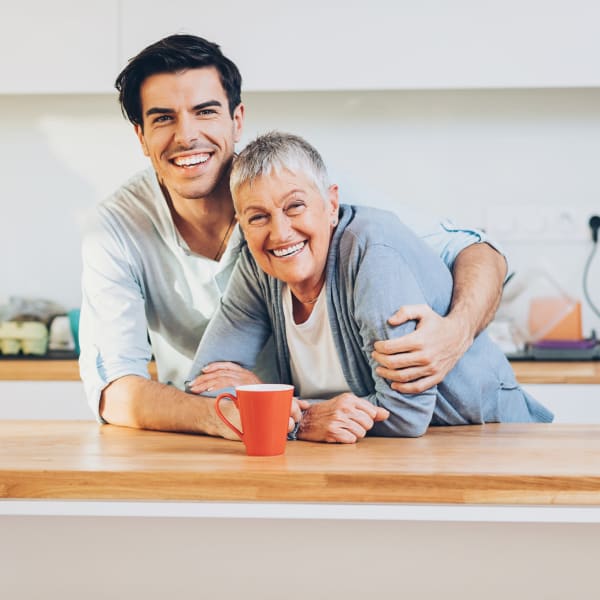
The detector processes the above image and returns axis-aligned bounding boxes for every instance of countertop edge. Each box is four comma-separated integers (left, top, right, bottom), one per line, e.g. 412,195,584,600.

2,500,600,523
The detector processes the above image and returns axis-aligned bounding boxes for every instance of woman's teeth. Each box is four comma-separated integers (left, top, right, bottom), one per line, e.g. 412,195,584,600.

272,241,305,257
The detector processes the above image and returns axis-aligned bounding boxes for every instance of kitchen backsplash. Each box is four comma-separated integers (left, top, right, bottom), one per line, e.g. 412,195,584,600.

1,88,599,334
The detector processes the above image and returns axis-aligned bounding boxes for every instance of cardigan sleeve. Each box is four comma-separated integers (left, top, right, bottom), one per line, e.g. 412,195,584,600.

350,242,446,437
186,250,272,387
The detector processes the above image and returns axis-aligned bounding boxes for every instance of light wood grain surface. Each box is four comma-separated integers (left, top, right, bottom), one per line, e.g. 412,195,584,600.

1,359,598,383
1,421,599,505
0,360,158,381
511,361,600,384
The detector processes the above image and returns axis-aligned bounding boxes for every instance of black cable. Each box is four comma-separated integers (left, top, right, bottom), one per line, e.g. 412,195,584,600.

583,229,600,319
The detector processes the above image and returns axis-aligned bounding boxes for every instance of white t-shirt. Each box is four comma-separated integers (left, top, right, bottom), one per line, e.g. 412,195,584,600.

281,284,350,399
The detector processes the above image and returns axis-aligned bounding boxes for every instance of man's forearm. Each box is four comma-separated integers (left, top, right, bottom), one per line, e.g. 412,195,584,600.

449,242,507,341
100,375,230,437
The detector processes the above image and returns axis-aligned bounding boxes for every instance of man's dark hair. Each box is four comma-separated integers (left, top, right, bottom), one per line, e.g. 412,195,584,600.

115,34,242,127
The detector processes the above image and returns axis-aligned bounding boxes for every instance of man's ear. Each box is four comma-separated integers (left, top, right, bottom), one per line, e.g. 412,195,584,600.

134,124,150,157
232,103,245,143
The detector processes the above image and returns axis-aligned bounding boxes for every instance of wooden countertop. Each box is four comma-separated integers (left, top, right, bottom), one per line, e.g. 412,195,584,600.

510,361,600,384
0,359,598,383
1,421,600,505
0,359,158,381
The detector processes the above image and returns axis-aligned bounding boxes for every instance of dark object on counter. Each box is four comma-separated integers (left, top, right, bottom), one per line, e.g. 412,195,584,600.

0,349,79,360
507,337,599,361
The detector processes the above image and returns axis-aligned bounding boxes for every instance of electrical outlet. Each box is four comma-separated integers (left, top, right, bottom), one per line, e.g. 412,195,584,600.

485,204,599,242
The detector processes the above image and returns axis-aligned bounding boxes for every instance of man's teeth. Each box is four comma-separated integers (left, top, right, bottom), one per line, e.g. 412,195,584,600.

174,154,210,167
272,242,305,257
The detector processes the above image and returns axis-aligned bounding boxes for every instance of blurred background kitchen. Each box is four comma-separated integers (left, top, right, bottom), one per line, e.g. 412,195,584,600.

1,1,599,417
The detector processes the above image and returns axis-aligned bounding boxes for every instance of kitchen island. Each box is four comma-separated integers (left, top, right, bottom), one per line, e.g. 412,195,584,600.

2,420,599,599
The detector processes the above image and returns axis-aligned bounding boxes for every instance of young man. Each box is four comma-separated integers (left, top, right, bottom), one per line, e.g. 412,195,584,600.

79,34,507,439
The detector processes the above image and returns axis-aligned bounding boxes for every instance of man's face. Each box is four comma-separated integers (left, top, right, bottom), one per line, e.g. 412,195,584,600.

135,67,244,204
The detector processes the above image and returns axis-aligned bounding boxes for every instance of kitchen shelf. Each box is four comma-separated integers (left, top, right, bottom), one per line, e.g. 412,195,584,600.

0,359,598,384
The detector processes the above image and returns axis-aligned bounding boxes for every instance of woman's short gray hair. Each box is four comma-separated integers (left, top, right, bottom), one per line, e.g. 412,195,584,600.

230,131,330,202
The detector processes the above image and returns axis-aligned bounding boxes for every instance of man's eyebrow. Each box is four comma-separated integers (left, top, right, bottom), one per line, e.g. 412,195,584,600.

145,100,223,118
192,100,223,111
145,107,174,118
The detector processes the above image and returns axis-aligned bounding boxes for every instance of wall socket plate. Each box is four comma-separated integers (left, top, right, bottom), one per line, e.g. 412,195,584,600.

484,204,600,242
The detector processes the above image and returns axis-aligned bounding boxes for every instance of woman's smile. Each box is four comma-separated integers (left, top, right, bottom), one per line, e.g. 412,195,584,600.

270,240,307,258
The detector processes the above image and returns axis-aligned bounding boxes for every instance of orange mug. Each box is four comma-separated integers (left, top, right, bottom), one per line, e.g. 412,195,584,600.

215,384,294,456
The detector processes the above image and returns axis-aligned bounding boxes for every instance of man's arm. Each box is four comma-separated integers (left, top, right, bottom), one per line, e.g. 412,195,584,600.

79,208,239,437
99,375,239,438
372,242,507,394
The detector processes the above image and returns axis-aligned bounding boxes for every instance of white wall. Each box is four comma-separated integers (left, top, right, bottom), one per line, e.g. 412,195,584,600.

1,88,599,332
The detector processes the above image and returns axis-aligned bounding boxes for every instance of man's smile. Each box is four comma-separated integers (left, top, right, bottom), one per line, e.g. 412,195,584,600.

171,152,212,168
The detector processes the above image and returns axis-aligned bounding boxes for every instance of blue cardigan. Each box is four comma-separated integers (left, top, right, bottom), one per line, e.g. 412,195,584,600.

188,204,552,437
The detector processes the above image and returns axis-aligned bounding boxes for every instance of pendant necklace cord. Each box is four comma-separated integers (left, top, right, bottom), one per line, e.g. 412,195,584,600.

214,214,236,261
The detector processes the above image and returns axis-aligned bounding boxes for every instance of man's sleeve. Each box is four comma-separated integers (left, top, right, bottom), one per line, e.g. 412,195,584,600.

393,207,507,272
78,211,152,422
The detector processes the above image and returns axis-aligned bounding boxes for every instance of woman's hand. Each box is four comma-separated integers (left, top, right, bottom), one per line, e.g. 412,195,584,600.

187,362,262,394
297,393,389,443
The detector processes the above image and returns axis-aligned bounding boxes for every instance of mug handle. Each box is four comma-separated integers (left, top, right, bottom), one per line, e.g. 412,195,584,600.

215,393,244,441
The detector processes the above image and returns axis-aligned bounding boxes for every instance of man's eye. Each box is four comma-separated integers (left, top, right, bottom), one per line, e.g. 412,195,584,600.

197,109,217,117
153,115,172,124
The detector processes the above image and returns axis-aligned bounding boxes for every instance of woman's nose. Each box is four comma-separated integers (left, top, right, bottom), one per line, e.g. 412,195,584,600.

269,213,293,242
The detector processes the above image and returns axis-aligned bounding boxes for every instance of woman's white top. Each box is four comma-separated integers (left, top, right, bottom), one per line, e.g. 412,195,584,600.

281,284,350,399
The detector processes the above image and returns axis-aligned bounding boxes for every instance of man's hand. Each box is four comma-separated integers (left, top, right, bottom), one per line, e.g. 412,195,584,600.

297,394,389,444
373,242,506,395
372,304,472,394
187,362,261,394
212,396,244,441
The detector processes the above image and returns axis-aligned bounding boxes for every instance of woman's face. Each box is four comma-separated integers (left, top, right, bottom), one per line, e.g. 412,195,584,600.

235,169,339,299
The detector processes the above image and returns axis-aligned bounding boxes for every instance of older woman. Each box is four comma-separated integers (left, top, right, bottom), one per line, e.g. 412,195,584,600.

187,131,552,442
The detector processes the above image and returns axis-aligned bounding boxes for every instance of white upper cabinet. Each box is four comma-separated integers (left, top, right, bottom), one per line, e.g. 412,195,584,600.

3,1,600,93
120,0,600,91
0,1,119,93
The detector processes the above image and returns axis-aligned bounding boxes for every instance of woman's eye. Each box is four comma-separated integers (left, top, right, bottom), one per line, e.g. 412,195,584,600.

248,214,268,225
286,202,305,215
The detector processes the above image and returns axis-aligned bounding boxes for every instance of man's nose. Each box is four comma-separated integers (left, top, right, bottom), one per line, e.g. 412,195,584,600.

174,113,198,146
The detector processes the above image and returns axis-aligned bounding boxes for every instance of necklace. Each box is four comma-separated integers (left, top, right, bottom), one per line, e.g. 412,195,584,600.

295,283,325,305
214,214,236,261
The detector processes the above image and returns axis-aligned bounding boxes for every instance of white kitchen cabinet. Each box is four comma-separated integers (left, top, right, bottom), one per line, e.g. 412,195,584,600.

523,384,600,423
0,382,93,420
0,1,119,93
120,0,600,91
0,381,596,424
3,1,600,94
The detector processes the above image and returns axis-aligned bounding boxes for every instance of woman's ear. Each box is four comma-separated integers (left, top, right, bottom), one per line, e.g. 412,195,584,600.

328,184,339,225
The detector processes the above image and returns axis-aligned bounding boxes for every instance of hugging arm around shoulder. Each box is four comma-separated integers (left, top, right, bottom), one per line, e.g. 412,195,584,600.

187,249,273,385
